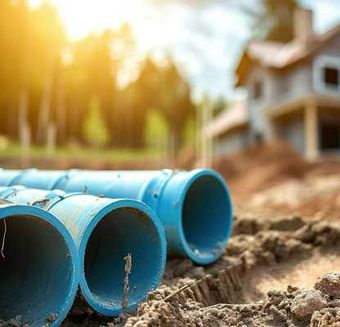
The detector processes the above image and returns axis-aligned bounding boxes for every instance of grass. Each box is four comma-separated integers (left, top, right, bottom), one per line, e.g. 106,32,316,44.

0,142,164,163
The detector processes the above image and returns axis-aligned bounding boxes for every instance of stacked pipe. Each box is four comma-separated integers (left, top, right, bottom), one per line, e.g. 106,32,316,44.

0,198,79,326
0,168,233,264
0,168,233,324
0,186,166,319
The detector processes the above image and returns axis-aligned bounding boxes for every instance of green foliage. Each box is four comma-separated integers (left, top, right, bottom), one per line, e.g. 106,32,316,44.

183,117,196,146
263,0,298,42
0,1,196,152
145,110,169,149
136,58,195,151
83,97,109,146
0,140,162,162
0,0,65,139
211,97,228,117
244,0,299,42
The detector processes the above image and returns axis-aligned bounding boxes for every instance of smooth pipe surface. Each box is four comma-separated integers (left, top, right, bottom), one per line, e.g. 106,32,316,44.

0,200,79,326
0,168,233,265
0,186,166,317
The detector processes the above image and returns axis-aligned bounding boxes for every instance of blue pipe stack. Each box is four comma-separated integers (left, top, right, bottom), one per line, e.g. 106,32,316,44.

0,199,79,326
0,168,233,325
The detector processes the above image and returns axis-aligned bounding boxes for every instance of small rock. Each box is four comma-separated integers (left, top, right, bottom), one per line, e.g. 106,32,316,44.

329,299,340,307
310,307,340,327
291,289,328,320
315,273,340,298
267,289,285,306
287,285,298,293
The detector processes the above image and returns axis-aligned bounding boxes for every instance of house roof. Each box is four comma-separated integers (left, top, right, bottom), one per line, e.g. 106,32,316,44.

236,24,340,87
205,101,248,138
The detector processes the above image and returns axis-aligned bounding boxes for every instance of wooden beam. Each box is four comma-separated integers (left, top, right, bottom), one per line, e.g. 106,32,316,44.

304,99,318,161
200,103,213,167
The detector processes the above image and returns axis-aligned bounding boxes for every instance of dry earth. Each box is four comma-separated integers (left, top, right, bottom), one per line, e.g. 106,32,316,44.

56,214,340,327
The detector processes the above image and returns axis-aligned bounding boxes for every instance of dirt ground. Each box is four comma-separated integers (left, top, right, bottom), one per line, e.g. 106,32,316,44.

61,214,340,327
2,142,340,326
213,141,340,221
62,143,340,327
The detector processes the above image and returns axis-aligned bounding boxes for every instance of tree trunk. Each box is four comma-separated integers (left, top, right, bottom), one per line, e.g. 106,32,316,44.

37,77,52,144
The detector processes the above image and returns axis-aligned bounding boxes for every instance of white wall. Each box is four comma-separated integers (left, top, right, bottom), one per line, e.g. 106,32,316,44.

274,116,305,155
214,129,250,156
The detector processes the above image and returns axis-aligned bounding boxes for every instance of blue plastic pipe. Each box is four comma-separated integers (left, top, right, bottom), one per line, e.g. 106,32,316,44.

0,168,233,265
0,197,79,326
0,185,166,317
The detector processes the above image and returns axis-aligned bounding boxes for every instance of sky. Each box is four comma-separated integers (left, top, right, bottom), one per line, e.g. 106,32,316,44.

29,0,340,101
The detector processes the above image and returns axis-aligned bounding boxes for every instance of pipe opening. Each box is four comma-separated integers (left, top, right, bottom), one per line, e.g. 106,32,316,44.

0,215,74,326
84,207,163,314
182,175,232,262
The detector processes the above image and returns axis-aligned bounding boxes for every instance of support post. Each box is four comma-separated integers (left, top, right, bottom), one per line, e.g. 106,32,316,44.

304,99,318,161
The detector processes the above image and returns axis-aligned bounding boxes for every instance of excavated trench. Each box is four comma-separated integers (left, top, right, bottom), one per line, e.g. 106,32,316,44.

4,214,340,326
119,215,340,326
59,214,340,326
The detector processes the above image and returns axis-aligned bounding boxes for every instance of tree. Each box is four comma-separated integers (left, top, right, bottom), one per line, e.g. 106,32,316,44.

83,97,109,146
108,56,195,150
245,0,299,42
30,2,65,144
0,0,65,144
0,4,196,152
0,0,31,138
60,31,115,144
143,58,195,153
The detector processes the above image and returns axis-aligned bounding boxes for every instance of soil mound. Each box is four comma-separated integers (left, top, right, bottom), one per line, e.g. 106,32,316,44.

212,141,312,201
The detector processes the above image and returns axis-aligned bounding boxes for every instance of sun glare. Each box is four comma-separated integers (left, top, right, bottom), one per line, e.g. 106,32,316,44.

29,0,139,40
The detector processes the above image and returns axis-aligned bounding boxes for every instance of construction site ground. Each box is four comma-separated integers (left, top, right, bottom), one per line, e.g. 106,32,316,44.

2,141,340,327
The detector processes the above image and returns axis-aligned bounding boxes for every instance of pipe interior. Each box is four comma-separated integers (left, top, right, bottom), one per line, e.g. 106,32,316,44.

0,215,72,326
182,175,232,258
84,207,163,311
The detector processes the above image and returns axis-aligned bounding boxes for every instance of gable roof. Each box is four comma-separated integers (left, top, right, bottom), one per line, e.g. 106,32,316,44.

235,24,340,87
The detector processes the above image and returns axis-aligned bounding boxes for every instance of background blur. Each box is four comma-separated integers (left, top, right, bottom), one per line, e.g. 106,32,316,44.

0,0,339,171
